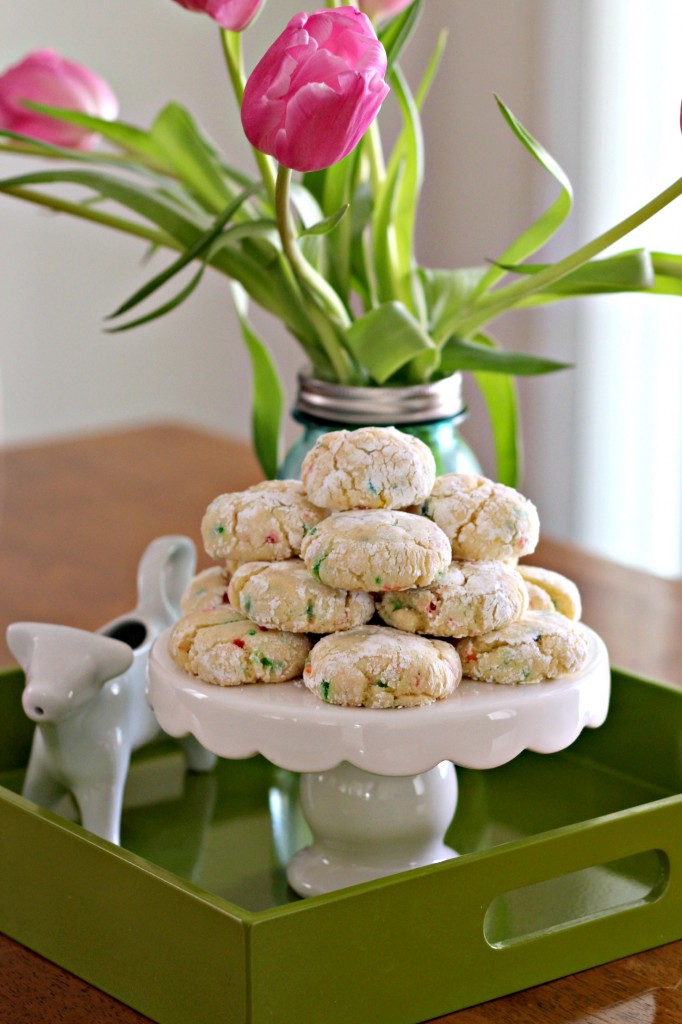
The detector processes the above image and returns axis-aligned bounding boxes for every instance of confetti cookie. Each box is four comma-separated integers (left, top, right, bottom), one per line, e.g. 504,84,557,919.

518,565,582,620
376,559,528,638
421,474,540,562
456,611,589,685
169,607,248,670
201,480,328,563
300,509,451,592
180,564,236,614
170,608,310,686
300,426,436,511
228,558,375,633
303,625,462,709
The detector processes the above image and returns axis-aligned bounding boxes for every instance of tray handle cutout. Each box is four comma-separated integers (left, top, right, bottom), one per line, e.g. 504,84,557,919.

484,848,669,948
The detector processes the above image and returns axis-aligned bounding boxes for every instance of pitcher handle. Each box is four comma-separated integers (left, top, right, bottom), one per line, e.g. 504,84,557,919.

135,535,196,627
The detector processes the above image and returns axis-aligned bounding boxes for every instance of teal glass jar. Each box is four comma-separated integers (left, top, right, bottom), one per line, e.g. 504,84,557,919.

278,372,481,479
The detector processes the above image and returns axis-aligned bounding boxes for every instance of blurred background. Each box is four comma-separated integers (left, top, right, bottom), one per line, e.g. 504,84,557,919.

1,0,680,575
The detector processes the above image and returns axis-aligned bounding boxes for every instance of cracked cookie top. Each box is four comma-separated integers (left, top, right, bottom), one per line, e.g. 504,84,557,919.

201,480,328,563
421,474,539,561
300,508,451,592
227,558,375,633
303,624,462,708
300,426,436,511
456,611,588,684
376,559,528,637
169,605,311,685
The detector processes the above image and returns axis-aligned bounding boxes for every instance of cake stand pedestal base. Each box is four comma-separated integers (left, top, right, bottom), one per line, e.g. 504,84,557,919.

288,760,458,896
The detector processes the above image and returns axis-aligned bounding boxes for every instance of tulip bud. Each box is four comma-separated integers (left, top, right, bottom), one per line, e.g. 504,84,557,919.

0,50,118,151
241,8,389,173
359,0,415,21
170,0,264,31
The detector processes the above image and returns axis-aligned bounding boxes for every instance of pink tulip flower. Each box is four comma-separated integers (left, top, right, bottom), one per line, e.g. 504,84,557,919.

170,0,264,31
359,0,415,21
241,7,389,173
0,50,118,150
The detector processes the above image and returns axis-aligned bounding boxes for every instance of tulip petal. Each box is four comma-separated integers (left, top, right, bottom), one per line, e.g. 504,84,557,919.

0,49,118,150
171,0,264,32
241,8,389,172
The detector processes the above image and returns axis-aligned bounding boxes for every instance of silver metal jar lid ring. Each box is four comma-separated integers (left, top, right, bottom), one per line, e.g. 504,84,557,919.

295,372,465,425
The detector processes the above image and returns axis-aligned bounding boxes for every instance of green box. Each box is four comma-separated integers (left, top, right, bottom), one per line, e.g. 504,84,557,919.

1,665,681,1024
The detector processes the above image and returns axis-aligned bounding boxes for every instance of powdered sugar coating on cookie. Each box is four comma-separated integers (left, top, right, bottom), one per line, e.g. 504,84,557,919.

301,426,436,511
180,565,235,614
422,474,539,561
169,606,248,670
201,480,328,563
377,559,528,637
170,609,311,686
228,559,375,633
517,565,582,620
303,624,462,708
456,611,589,684
300,509,451,592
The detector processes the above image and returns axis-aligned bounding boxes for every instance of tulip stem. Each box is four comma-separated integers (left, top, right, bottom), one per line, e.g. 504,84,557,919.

365,120,386,193
275,164,355,382
220,29,277,204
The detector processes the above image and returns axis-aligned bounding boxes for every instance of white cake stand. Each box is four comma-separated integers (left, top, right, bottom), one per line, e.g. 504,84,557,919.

148,625,610,897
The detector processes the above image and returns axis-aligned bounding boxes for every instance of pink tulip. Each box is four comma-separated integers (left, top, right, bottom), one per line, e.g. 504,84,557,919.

358,0,415,21
170,0,264,31
0,50,118,150
241,8,389,173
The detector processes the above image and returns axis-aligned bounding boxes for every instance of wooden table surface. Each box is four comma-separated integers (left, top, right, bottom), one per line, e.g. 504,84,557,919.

1,423,681,1023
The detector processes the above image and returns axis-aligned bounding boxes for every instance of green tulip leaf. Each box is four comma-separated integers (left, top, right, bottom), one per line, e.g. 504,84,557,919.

383,66,423,315
289,182,325,229
316,147,363,300
105,264,207,334
372,156,405,304
496,249,656,303
470,333,522,487
419,266,490,344
377,34,446,319
299,204,349,238
649,252,682,295
0,166,209,242
440,335,569,375
231,284,284,480
21,103,164,164
107,184,261,320
380,1,424,72
345,302,436,384
148,102,237,212
472,97,573,299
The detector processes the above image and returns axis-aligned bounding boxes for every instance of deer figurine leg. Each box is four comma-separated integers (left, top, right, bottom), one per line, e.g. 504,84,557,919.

73,762,130,846
22,730,69,811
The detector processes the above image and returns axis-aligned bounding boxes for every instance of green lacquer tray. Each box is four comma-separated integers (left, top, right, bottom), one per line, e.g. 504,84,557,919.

1,664,681,1024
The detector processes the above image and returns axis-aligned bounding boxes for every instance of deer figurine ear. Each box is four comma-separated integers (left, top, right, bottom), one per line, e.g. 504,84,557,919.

6,622,40,671
83,630,135,685
8,622,133,682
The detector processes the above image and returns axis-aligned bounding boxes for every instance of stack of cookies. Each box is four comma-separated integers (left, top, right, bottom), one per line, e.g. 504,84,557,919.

169,427,589,709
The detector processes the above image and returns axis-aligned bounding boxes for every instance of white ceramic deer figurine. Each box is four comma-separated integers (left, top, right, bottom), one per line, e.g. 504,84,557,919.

7,535,216,845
